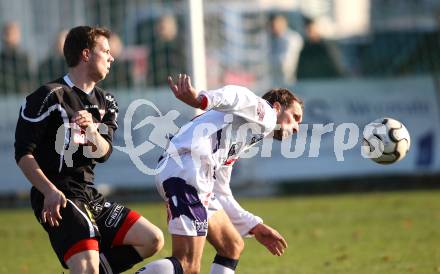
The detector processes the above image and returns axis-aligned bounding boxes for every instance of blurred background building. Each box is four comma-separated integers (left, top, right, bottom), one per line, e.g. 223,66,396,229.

0,0,439,200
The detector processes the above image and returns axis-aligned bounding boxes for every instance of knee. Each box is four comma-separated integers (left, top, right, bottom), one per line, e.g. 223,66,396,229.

150,229,165,255
68,259,99,274
230,237,245,258
139,228,164,258
66,250,99,274
218,237,244,259
179,258,201,274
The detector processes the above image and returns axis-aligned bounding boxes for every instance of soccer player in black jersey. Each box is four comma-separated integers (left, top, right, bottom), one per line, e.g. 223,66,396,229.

14,26,164,274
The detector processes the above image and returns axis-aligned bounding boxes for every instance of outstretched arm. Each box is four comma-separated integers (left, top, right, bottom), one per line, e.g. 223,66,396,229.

250,223,288,256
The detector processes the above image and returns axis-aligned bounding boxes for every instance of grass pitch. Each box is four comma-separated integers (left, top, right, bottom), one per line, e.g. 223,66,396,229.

1,190,440,274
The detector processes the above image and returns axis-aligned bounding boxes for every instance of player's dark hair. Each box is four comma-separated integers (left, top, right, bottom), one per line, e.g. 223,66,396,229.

63,26,111,67
262,88,304,110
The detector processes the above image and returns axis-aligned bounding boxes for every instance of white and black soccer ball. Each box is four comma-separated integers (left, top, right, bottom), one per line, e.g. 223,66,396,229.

362,118,411,164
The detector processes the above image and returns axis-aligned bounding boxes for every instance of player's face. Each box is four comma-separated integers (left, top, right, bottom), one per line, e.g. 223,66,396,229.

274,100,303,140
88,35,114,81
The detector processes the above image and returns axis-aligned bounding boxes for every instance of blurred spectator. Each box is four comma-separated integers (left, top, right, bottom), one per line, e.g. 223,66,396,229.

100,32,134,89
147,14,186,87
0,21,33,94
297,17,343,79
38,30,68,84
268,14,304,85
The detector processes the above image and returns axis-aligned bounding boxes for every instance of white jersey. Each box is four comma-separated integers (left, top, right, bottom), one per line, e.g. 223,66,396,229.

158,85,276,236
168,85,276,167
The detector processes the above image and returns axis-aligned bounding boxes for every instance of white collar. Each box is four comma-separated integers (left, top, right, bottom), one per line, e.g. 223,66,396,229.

63,74,74,88
63,74,92,94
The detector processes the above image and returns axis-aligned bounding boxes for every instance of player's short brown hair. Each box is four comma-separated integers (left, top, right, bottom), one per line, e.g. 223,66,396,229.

262,88,304,110
63,26,111,67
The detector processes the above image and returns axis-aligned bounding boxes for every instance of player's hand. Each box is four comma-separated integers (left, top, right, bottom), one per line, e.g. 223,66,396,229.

42,188,67,227
250,223,288,256
72,110,97,133
168,74,201,108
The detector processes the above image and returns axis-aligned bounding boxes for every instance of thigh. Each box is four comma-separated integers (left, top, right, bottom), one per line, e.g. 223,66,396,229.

207,209,243,259
95,201,141,249
122,216,164,257
122,216,162,246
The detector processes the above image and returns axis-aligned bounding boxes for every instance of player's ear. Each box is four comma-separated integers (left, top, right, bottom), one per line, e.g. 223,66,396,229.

81,48,90,62
273,102,282,114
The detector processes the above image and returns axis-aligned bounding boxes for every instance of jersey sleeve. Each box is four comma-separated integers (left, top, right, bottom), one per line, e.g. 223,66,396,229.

213,165,263,237
14,86,59,163
95,92,119,163
198,85,276,132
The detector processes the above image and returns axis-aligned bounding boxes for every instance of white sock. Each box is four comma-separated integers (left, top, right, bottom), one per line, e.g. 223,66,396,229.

135,258,176,274
209,263,236,274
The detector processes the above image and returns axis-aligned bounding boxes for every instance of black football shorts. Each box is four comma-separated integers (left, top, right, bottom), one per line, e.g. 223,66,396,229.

30,188,140,268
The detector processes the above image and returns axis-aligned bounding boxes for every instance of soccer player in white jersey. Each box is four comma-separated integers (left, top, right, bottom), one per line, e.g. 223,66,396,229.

136,74,303,274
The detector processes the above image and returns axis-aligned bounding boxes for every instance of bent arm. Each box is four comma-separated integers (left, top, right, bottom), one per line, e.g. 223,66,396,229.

216,193,263,237
81,92,118,162
214,166,263,237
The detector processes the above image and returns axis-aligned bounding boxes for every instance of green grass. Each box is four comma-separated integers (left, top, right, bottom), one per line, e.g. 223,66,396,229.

1,190,440,273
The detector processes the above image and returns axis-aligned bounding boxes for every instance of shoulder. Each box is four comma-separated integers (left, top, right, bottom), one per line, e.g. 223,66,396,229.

26,79,65,105
22,79,66,117
222,85,253,93
43,78,68,94
94,85,106,96
207,85,257,99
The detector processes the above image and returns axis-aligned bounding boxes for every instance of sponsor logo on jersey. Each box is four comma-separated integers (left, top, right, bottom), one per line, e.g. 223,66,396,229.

84,104,99,109
105,204,124,227
91,202,103,214
257,101,265,121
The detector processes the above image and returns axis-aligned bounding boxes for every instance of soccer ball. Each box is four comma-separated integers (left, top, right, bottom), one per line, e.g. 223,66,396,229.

362,118,411,164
